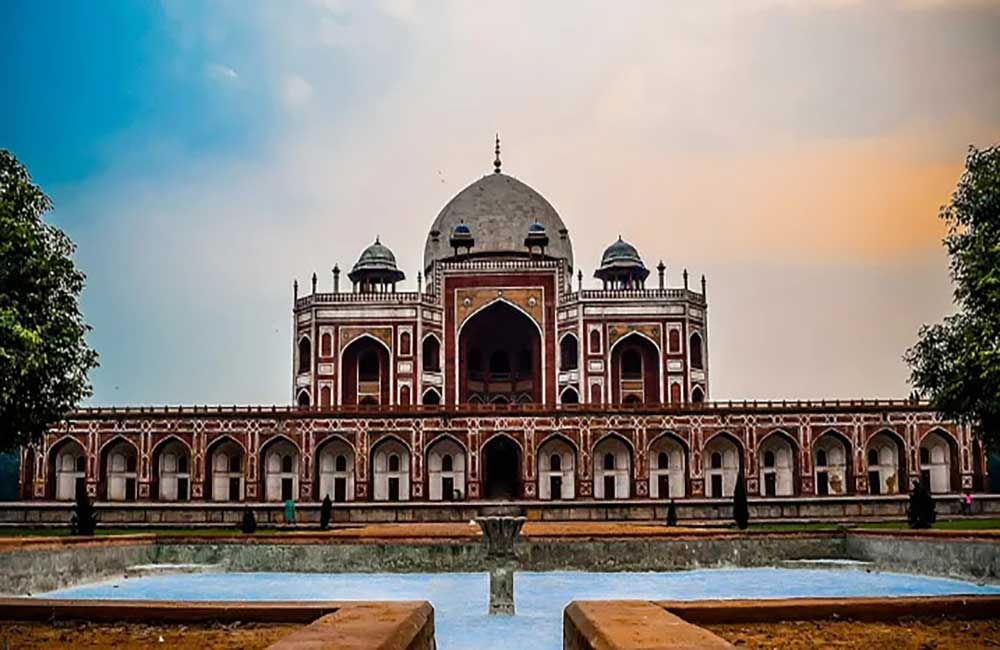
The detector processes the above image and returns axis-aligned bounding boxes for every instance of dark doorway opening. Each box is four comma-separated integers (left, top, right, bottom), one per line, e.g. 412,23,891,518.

281,478,293,501
711,474,723,498
550,475,562,500
229,477,241,501
603,475,616,499
658,475,670,499
764,473,777,497
868,471,881,495
483,436,521,499
817,471,829,496
125,478,136,501
334,477,347,502
442,476,455,501
388,477,400,501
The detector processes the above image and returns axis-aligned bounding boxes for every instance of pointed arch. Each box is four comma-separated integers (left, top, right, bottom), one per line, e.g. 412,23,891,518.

259,434,301,502
206,434,246,502
593,432,633,499
560,385,580,404
559,332,579,371
297,335,312,374
703,431,744,498
340,333,392,406
315,433,356,503
812,428,853,496
370,434,412,502
422,333,442,372
538,433,577,500
99,435,139,502
758,429,798,496
648,430,688,499
47,436,87,500
481,433,523,499
919,427,959,494
152,435,192,502
866,428,908,495
425,434,468,501
608,331,662,405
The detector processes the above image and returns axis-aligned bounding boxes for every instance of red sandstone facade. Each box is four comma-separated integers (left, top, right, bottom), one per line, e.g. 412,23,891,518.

17,148,988,506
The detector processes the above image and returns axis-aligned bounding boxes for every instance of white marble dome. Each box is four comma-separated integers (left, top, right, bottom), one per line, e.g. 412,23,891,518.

423,172,573,273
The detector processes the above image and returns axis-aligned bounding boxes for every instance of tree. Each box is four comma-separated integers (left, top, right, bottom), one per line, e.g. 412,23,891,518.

666,500,678,527
907,481,937,529
320,494,332,530
70,487,97,536
733,470,750,530
905,145,1000,447
0,150,98,453
240,507,257,534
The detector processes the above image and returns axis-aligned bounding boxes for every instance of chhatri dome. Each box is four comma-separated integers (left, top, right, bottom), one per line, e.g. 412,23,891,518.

349,236,405,291
594,236,649,289
423,136,573,273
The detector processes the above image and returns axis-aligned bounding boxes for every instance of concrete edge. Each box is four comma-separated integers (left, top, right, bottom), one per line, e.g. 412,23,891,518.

655,595,1000,624
564,600,734,649
0,598,342,623
266,601,433,650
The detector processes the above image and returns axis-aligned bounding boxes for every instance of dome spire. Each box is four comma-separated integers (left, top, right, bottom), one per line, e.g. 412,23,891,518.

494,133,502,174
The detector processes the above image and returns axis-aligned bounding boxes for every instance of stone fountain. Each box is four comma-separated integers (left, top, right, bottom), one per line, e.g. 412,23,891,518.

475,506,526,616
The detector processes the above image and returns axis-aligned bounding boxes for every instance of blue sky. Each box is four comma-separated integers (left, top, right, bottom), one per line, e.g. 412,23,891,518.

3,1,1000,405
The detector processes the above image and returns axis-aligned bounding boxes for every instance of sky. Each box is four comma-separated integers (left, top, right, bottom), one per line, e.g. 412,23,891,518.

2,0,999,406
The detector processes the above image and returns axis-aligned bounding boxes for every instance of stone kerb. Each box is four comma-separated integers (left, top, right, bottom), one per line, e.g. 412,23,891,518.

564,600,734,649
265,601,434,650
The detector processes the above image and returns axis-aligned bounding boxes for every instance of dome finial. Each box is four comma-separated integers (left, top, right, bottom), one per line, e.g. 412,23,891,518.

375,235,380,244
494,133,502,174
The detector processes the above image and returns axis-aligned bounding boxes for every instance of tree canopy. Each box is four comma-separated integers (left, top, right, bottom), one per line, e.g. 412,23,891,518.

0,150,98,453
906,145,1000,447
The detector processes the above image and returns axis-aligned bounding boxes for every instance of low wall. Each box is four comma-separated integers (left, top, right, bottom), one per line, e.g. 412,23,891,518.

1,530,997,596
564,601,734,649
5,494,998,527
564,595,1000,649
0,598,435,650
846,531,1000,580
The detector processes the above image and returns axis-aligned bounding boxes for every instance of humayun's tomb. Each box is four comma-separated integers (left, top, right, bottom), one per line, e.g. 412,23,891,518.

14,140,990,523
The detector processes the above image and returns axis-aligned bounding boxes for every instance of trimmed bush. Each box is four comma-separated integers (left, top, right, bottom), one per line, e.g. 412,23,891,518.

907,480,937,529
70,487,97,536
320,495,332,530
241,507,257,534
733,470,750,530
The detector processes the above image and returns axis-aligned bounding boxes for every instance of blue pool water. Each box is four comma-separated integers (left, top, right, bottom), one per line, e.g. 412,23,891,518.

42,569,1000,650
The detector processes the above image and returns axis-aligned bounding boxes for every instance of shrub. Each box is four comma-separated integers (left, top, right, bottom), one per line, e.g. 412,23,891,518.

733,470,750,530
907,481,937,529
70,487,97,536
320,495,332,530
241,507,257,534
666,500,678,527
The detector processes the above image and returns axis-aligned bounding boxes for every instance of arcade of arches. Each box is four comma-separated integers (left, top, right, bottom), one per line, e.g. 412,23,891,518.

33,423,978,504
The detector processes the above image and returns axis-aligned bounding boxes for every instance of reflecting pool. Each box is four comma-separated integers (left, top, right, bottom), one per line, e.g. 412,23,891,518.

42,569,1000,650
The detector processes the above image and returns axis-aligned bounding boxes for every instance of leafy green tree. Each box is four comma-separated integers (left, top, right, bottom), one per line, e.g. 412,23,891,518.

733,470,750,530
1,150,98,453
905,146,1000,446
907,480,937,529
70,487,97,536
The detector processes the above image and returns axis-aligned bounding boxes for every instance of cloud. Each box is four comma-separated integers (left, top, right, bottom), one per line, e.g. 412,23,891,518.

204,62,239,81
55,0,1000,404
281,74,314,109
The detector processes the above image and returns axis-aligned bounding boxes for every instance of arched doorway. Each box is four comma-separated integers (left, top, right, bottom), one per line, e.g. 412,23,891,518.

48,437,86,500
459,302,541,404
704,433,742,498
342,336,390,405
206,436,244,502
813,430,852,496
538,436,576,500
758,431,797,497
482,435,521,499
648,433,686,499
426,437,467,501
866,431,906,495
920,430,958,494
609,333,660,404
316,436,355,502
